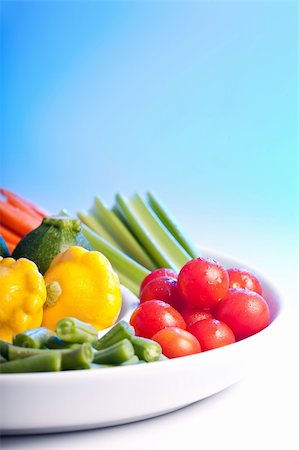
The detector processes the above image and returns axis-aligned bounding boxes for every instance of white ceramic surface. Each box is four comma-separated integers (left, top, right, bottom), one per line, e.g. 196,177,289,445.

0,250,283,435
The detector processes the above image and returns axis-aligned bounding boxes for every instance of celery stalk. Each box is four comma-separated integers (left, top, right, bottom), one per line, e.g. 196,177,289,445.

146,192,200,259
77,211,123,250
81,226,149,296
93,196,156,271
115,193,191,271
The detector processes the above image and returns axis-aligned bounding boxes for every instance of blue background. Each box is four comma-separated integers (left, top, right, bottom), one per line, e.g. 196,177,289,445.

1,1,297,265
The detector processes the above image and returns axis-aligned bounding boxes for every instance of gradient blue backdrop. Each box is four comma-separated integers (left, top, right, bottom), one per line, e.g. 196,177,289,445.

1,1,297,263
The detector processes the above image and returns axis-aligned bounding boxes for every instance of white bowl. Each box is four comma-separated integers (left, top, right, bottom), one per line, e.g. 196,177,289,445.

0,249,283,435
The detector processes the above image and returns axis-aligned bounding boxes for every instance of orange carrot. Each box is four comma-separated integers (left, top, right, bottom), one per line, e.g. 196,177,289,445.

0,225,22,245
0,188,47,219
5,240,15,254
0,201,41,236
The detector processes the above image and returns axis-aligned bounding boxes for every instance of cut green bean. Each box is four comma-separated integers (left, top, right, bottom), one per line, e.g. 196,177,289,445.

147,192,200,259
8,345,51,361
45,336,80,350
0,340,10,359
56,317,98,344
93,339,134,365
87,362,114,369
60,343,93,370
93,320,135,350
120,355,140,365
8,343,93,370
0,352,61,373
13,327,56,349
130,336,161,362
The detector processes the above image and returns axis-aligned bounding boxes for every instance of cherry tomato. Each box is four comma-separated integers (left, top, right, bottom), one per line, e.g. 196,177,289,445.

214,288,270,340
178,257,229,309
140,276,182,310
152,327,201,358
227,268,263,295
140,268,178,294
180,308,213,328
188,318,235,351
129,300,186,339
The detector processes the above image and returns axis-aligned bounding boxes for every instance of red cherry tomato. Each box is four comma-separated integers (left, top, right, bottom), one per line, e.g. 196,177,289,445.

129,300,186,339
227,268,263,295
180,308,213,328
140,276,182,310
188,318,235,351
178,257,229,309
152,327,201,358
140,268,178,294
214,288,270,340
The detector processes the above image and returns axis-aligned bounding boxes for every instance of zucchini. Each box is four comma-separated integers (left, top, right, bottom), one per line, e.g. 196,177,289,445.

12,216,92,274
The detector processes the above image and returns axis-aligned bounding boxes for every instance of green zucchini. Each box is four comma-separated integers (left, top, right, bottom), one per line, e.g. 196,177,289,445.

12,216,92,274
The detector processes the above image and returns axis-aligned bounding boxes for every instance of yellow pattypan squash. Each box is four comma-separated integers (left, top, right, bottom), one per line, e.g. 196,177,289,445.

0,257,47,342
42,246,122,331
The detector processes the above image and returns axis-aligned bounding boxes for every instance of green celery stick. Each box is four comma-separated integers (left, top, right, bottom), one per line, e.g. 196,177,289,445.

77,210,122,249
117,272,143,296
147,192,200,259
115,193,173,269
111,204,122,218
60,210,150,296
81,225,149,296
115,193,190,271
93,196,156,271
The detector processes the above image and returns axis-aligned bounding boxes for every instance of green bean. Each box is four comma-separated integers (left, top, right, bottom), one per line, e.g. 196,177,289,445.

56,317,98,343
0,340,10,359
60,343,93,370
45,336,80,350
0,352,61,373
87,363,114,369
93,320,134,350
120,355,140,365
8,343,93,369
0,355,7,364
8,345,48,361
130,336,161,362
93,339,134,365
13,327,56,349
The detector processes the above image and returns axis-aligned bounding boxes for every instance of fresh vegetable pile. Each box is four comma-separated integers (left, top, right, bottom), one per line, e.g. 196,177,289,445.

76,192,201,295
0,189,271,373
0,319,164,373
